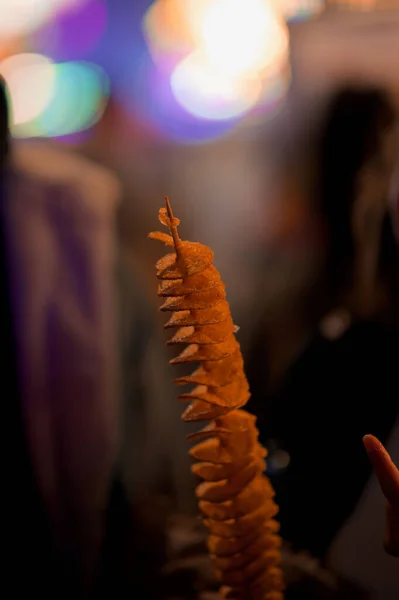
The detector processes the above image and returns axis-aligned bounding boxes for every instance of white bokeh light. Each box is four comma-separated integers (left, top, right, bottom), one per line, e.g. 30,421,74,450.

170,51,263,120
0,0,87,37
200,0,289,79
0,53,56,125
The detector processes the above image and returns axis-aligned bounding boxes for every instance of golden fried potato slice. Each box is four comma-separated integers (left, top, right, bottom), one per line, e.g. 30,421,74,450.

211,536,281,572
196,462,260,503
174,350,243,386
186,421,231,442
181,399,229,421
157,278,183,296
198,477,275,521
170,336,238,364
158,207,180,229
160,285,226,312
148,231,175,246
164,303,230,328
179,376,249,409
217,549,281,587
215,409,256,431
167,318,235,345
192,460,239,481
203,502,278,538
156,242,214,279
166,325,195,344
189,437,232,464
218,435,265,465
232,477,276,513
207,529,259,557
158,266,221,297
155,253,181,280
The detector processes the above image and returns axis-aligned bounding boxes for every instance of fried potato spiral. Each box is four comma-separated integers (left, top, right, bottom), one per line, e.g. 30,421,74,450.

149,198,284,599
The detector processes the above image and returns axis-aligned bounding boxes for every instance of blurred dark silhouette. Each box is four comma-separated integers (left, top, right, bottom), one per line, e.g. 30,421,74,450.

1,74,117,599
0,76,61,597
246,85,399,560
0,74,194,599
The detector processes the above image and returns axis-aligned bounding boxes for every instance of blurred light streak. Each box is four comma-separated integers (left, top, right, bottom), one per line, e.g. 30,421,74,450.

1,58,109,138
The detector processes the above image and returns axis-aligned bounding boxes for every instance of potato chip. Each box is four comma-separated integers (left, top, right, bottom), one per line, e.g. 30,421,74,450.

164,304,230,328
216,550,273,585
207,530,260,557
148,231,175,246
158,206,180,229
196,462,259,503
191,460,242,482
178,377,249,409
157,278,183,296
159,284,226,312
156,242,214,280
211,537,280,572
181,399,229,422
170,336,238,365
189,438,232,464
186,421,231,442
158,266,221,297
168,318,235,345
204,504,278,539
174,351,243,387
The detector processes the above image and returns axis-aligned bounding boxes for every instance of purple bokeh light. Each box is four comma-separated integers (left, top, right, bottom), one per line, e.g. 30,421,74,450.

33,0,107,61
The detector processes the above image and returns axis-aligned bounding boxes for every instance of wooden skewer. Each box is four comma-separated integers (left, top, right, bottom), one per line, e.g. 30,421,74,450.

165,196,182,252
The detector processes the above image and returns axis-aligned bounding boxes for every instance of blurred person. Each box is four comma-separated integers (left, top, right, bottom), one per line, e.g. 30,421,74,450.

0,76,191,599
246,85,399,561
1,75,120,597
363,434,399,557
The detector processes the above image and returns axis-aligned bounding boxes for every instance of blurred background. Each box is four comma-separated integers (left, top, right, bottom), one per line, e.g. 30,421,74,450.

1,1,399,599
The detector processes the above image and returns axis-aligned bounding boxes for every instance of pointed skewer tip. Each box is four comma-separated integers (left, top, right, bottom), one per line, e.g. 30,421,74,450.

164,196,181,250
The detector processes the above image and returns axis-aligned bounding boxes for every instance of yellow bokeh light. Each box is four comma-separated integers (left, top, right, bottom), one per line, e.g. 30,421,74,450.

0,53,56,125
200,0,289,79
145,0,291,121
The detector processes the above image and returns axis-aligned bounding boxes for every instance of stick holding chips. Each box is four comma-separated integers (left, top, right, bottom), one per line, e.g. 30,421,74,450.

149,198,284,599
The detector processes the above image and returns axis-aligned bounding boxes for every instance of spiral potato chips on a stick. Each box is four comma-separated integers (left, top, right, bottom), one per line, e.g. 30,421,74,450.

149,198,284,600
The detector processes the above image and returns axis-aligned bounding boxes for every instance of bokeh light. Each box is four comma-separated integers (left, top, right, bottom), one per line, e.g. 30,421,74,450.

0,53,109,138
32,0,107,62
0,0,87,38
199,0,289,79
170,51,263,121
275,0,325,21
144,0,290,123
0,53,56,125
143,0,198,69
